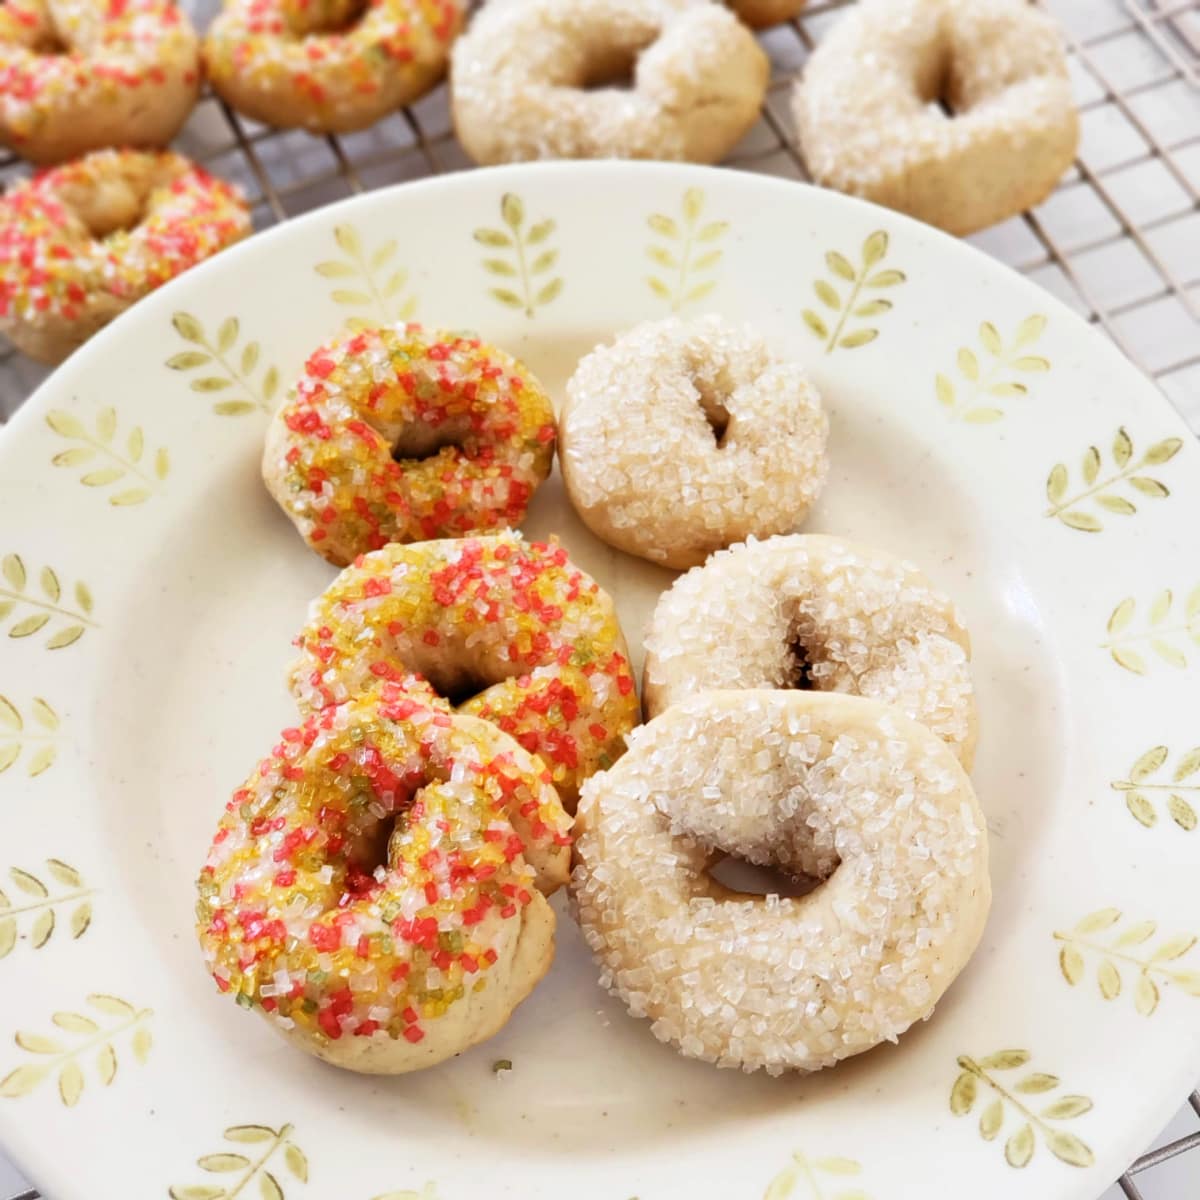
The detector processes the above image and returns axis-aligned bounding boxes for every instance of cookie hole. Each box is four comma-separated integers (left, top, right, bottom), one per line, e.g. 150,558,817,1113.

290,0,369,35
708,855,826,900
418,663,495,709
695,387,731,445
579,46,637,92
785,639,816,690
391,420,469,463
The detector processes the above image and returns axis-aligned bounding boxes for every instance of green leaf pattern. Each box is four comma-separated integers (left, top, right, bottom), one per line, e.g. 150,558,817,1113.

1046,428,1182,532
802,231,905,353
167,313,281,416
474,193,563,318
0,555,96,649
0,994,152,1106
1102,584,1200,674
46,408,168,506
0,694,61,777
1056,909,1200,1015
315,225,418,333
645,188,728,311
762,1150,870,1199
0,859,93,959
951,1051,1094,1169
935,315,1050,424
1111,744,1200,829
170,1124,308,1200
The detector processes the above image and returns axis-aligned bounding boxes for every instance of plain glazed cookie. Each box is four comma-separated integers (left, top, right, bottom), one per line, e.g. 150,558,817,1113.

0,149,250,364
792,0,1078,235
572,690,991,1074
0,0,200,165
197,688,572,1073
204,0,463,134
451,0,769,165
560,316,829,570
289,533,641,807
643,534,978,766
262,324,556,567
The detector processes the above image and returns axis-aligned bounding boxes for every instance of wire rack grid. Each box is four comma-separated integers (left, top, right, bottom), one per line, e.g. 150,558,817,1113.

0,1,1198,1197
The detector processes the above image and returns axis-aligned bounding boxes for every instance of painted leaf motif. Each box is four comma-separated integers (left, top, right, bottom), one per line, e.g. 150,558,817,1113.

1015,314,1047,346
1144,438,1183,465
764,1167,797,1200
199,1154,251,1173
1107,598,1136,634
1041,1096,1092,1119
3,555,26,591
1127,793,1156,826
802,311,829,340
334,225,362,258
260,1170,284,1200
95,1043,117,1085
1130,748,1166,783
839,329,878,349
53,1013,97,1034
1047,464,1068,505
1015,1073,1060,1094
225,1126,277,1143
812,1158,860,1175
862,231,888,266
682,188,704,223
1152,640,1187,668
89,994,134,1018
526,219,556,245
1151,934,1197,962
1131,477,1169,498
979,1098,1003,1140
1135,974,1160,1016
172,312,204,342
936,374,955,407
132,1026,152,1064
1076,908,1122,935
1005,1123,1035,1168
29,909,53,947
0,921,14,958
473,229,511,248
284,1143,308,1182
169,1188,225,1200
1113,427,1133,468
979,1049,1029,1070
1061,944,1085,985
950,1070,977,1114
1082,447,1101,485
866,269,904,287
16,1033,61,1054
0,744,18,773
46,411,86,439
70,902,92,939
0,1064,49,1097
957,348,979,381
1112,647,1147,674
814,280,841,310
58,1060,84,1106
826,251,855,281
1114,920,1156,948
0,698,19,730
1169,795,1198,830
979,322,1002,356
1097,959,1121,999
1060,511,1102,532
501,193,525,229
11,868,47,897
1045,1130,1094,1168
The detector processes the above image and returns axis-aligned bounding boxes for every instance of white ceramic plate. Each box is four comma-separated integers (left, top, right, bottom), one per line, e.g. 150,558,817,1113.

0,162,1198,1200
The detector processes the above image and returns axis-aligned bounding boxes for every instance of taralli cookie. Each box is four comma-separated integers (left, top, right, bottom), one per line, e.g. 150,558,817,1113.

728,0,805,27
792,0,1078,235
572,690,991,1074
0,149,250,365
262,324,556,567
451,0,769,165
204,0,463,134
643,534,978,766
197,687,572,1073
560,316,829,569
0,0,200,165
290,533,641,806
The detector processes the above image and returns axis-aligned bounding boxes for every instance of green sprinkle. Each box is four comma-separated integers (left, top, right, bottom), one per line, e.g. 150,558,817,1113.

492,1059,512,1073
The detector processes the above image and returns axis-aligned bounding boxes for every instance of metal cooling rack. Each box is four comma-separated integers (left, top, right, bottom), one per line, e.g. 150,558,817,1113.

0,0,1198,1196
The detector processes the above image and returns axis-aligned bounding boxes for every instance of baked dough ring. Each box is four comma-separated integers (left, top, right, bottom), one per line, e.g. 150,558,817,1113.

792,0,1078,235
0,149,250,365
290,533,641,807
204,0,463,134
451,0,769,165
262,324,556,567
572,690,990,1073
0,0,200,165
560,315,828,569
643,534,978,767
197,687,572,1074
